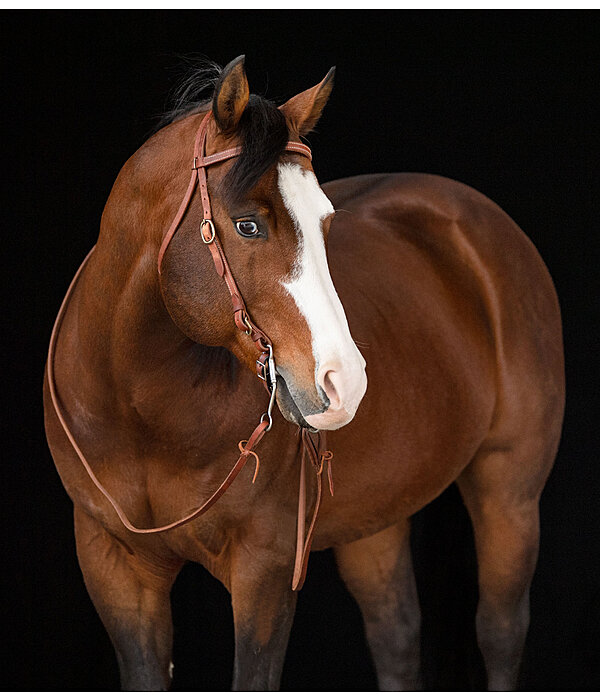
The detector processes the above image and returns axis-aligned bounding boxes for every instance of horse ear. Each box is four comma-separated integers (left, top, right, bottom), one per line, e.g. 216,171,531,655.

212,55,250,134
279,67,335,136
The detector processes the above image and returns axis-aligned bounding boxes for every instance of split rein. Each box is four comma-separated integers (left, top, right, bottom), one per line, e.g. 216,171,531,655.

47,111,332,591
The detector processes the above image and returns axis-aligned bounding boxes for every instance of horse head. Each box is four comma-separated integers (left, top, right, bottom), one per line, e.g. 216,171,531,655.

159,56,367,431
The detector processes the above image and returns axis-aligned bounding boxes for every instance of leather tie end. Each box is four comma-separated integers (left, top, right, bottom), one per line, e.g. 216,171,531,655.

321,450,334,497
238,440,260,483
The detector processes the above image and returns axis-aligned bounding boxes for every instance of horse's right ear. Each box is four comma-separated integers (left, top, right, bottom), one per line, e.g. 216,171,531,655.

279,67,335,136
213,55,250,134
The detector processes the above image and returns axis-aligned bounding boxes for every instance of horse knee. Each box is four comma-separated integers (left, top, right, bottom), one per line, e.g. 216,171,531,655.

477,592,529,648
229,544,298,691
458,495,540,690
335,524,421,690
74,508,179,690
475,503,539,602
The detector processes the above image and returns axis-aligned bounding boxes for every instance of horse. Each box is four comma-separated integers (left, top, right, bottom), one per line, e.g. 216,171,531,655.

44,56,564,691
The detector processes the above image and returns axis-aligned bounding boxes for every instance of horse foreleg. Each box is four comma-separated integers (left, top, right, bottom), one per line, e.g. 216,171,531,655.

74,506,182,690
229,538,297,690
457,450,548,690
334,521,421,690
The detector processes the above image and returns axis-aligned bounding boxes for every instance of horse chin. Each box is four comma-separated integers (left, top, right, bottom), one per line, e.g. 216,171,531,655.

275,375,318,431
301,407,355,431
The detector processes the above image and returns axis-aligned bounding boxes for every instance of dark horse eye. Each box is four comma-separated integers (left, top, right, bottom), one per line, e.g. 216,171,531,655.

235,220,260,238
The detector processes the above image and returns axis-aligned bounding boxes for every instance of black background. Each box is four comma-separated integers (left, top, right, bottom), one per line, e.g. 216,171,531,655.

3,10,599,690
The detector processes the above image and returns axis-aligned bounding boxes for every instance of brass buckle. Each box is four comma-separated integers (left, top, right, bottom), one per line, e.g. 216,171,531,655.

242,313,254,336
200,219,216,244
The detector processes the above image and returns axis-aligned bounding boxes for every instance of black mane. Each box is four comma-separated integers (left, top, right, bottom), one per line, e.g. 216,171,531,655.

157,59,289,203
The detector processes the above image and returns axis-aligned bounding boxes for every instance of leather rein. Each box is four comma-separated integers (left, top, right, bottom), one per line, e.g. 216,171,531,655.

47,110,332,591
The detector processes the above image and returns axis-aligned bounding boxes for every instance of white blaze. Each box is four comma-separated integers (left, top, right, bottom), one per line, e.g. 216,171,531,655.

278,162,366,422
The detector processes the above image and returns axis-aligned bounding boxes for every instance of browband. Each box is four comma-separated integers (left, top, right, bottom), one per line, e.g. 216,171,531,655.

157,111,312,273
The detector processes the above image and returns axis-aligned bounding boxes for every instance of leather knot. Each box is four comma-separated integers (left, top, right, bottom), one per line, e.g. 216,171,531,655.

320,450,334,496
238,440,261,483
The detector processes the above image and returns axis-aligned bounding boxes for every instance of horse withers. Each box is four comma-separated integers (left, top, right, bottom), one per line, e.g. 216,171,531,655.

44,56,564,690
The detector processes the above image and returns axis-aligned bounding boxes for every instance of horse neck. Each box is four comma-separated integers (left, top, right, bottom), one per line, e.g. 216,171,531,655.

80,120,190,369
74,117,253,444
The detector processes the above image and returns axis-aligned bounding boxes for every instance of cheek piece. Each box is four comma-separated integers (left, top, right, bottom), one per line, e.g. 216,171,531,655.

47,110,333,591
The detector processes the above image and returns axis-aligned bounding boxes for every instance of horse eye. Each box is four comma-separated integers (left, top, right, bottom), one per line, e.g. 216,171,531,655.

235,220,260,238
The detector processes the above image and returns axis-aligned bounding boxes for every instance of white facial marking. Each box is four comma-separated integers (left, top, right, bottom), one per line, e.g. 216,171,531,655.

278,162,366,424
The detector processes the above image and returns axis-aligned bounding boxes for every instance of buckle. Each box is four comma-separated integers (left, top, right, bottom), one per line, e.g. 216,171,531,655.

242,313,254,336
256,356,267,381
200,219,216,244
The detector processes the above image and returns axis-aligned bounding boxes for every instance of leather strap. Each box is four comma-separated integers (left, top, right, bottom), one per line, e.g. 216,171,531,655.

47,249,271,534
157,111,311,277
157,111,312,366
292,431,333,591
47,110,331,589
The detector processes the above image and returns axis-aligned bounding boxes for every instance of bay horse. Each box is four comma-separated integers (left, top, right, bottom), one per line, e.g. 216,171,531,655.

44,56,564,691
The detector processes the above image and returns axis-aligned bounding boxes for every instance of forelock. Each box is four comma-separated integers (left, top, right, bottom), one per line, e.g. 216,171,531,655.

220,94,289,204
155,58,290,203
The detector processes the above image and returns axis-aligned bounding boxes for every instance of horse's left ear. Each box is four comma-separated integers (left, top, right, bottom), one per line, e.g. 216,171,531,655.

279,67,335,136
213,55,250,134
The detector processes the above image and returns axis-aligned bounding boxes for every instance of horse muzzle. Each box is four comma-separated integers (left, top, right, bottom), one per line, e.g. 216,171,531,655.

277,355,367,431
303,358,367,430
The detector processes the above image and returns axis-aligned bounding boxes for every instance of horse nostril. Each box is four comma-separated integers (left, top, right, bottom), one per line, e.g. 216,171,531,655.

322,370,341,410
306,361,367,430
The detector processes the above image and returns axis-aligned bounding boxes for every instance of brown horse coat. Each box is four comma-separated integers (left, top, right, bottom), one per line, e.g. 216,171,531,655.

44,59,564,691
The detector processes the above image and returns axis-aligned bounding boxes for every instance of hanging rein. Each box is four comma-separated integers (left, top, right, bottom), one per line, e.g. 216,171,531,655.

47,111,333,591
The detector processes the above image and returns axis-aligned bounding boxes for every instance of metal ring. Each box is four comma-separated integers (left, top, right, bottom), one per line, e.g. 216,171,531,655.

260,411,273,432
200,219,216,244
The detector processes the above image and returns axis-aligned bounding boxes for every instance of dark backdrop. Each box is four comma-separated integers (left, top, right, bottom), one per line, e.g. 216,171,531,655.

3,10,599,691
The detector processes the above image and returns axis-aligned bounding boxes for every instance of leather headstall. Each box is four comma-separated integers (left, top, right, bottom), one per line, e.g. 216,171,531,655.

47,110,333,591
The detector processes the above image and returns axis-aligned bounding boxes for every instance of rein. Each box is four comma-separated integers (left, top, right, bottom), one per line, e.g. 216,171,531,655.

47,110,332,591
